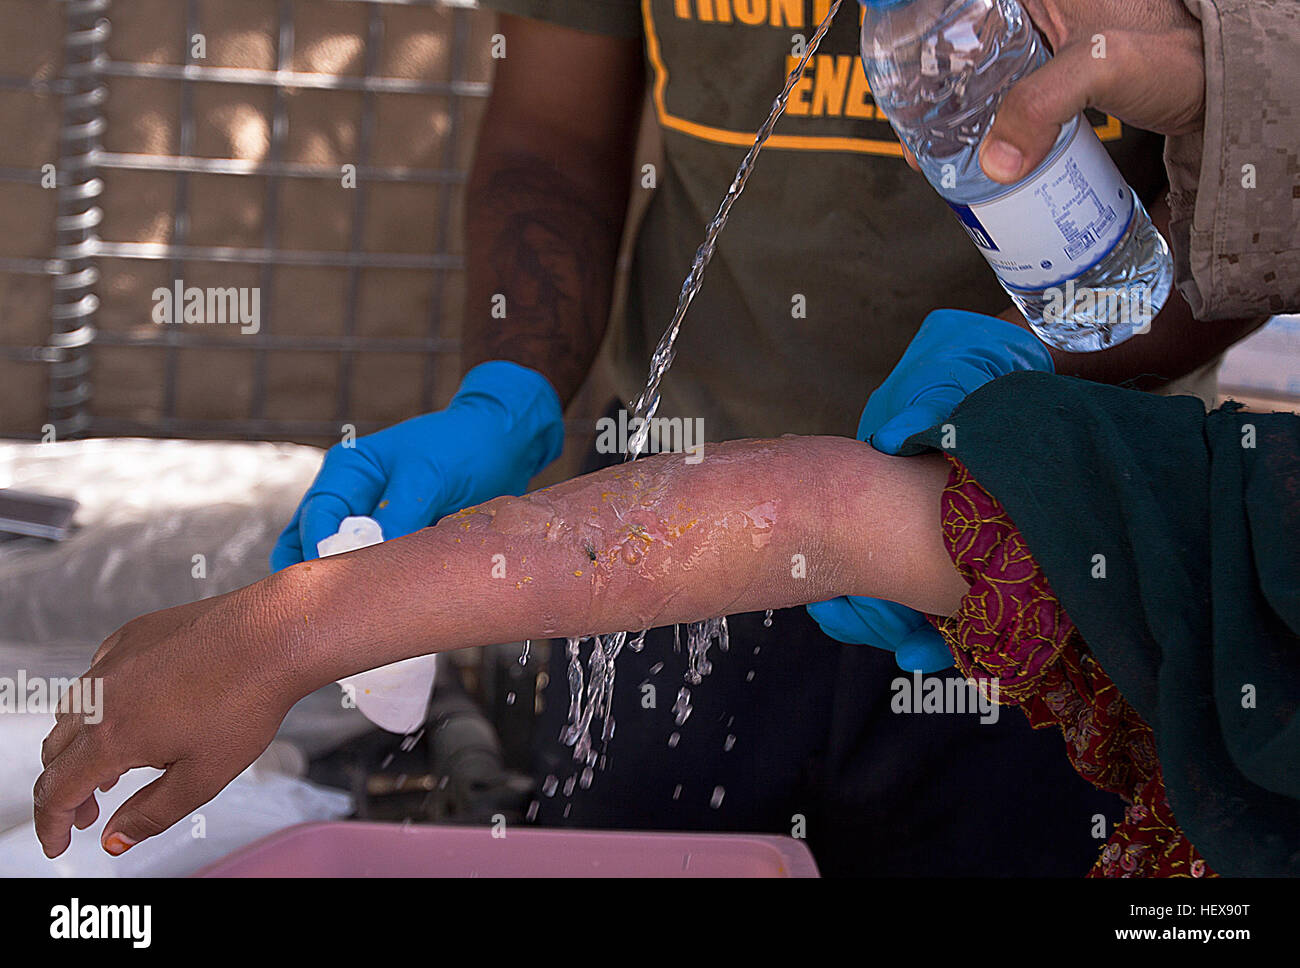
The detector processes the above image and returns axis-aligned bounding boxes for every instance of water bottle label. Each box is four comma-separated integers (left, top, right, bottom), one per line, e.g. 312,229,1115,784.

945,122,1134,291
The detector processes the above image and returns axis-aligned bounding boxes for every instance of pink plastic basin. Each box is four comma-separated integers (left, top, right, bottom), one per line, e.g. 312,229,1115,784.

195,821,819,878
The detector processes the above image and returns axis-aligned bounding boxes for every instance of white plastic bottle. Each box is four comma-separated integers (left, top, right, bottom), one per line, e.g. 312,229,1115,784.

859,0,1173,351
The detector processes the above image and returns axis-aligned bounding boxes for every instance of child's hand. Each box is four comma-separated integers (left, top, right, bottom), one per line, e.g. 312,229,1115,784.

33,581,303,859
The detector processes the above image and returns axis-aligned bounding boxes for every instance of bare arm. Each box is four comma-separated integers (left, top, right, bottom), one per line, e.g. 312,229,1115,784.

284,436,965,690
462,14,644,404
34,436,965,858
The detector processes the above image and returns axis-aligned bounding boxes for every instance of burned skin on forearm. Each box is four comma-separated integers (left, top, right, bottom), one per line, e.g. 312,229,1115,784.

280,437,967,691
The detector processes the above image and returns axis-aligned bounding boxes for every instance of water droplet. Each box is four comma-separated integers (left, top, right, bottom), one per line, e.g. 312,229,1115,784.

763,608,773,628
519,639,531,666
723,734,736,752
668,732,680,748
526,800,539,821
505,691,516,705
683,616,728,684
672,687,693,726
710,786,726,809
542,775,559,797
672,784,683,800
559,632,626,784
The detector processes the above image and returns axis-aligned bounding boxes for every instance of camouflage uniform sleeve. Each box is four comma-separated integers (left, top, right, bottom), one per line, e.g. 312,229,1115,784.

1165,0,1300,319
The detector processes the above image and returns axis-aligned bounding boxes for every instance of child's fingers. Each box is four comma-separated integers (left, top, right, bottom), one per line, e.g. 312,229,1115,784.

33,730,123,858
101,760,233,856
73,794,100,831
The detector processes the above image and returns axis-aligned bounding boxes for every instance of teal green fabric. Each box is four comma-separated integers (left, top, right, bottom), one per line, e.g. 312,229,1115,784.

910,371,1300,877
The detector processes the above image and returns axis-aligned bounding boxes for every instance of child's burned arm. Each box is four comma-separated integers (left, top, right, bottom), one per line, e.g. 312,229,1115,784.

292,435,967,688
34,435,967,859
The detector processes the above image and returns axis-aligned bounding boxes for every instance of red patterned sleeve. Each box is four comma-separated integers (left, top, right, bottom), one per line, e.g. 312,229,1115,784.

930,457,1212,878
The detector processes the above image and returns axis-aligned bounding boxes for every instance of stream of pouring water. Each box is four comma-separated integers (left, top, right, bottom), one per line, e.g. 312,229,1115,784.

547,0,846,800
626,0,845,460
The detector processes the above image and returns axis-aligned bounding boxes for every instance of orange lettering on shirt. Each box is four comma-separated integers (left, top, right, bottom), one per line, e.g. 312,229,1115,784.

769,0,802,27
811,54,852,117
813,0,833,25
845,59,876,119
698,0,734,22
674,0,692,18
734,0,766,25
785,54,814,116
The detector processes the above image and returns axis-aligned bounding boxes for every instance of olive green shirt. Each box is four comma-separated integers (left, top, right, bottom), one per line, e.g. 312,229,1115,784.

480,0,1169,439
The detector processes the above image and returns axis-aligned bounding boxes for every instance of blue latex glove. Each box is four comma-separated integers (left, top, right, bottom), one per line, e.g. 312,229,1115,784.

857,309,1056,456
807,309,1055,673
270,360,564,572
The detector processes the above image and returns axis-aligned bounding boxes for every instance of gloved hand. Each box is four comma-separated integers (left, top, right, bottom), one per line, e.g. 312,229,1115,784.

807,309,1055,672
270,360,564,572
859,308,1057,456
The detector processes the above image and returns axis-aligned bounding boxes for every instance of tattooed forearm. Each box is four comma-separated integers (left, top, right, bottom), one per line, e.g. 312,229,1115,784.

464,150,632,404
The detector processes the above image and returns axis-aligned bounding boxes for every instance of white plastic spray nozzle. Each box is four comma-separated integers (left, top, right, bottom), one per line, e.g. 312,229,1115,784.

315,515,384,558
316,516,437,735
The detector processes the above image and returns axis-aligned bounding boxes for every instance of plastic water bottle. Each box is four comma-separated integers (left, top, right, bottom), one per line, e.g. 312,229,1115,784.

859,0,1173,351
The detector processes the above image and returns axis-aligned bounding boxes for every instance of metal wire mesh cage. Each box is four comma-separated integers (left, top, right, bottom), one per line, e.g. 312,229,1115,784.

0,0,495,444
